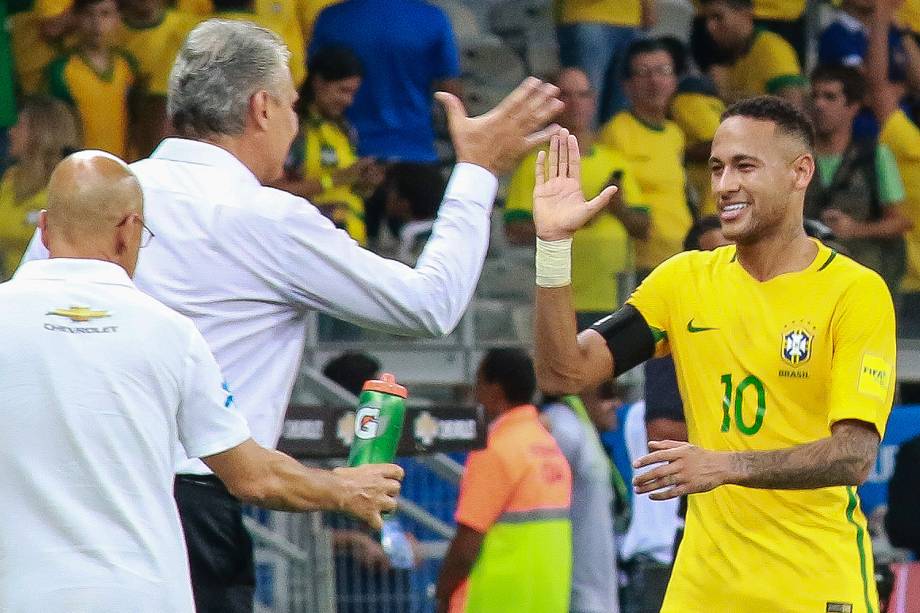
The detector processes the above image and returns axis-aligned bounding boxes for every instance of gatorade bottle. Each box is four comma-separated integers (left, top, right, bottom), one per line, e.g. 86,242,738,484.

347,373,408,467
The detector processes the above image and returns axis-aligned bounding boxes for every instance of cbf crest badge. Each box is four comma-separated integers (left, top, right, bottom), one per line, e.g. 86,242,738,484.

781,321,816,367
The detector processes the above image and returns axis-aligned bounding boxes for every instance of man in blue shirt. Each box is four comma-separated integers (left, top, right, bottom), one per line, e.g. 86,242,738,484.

309,1,462,164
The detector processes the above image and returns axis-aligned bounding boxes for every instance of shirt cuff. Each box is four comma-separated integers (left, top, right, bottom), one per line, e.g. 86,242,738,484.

446,163,499,213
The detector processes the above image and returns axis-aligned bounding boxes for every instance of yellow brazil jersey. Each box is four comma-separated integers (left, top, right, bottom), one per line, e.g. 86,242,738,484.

599,111,691,271
555,0,641,27
627,240,895,613
670,90,724,216
898,0,920,35
9,0,75,94
0,168,46,280
302,114,366,245
880,110,920,291
725,29,805,100
506,144,644,312
47,51,137,159
753,0,806,20
120,10,200,96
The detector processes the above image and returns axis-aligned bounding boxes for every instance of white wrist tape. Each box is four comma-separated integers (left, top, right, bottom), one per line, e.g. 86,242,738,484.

535,237,573,288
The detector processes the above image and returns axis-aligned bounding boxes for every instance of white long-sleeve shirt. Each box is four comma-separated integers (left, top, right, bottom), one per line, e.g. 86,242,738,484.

23,138,497,474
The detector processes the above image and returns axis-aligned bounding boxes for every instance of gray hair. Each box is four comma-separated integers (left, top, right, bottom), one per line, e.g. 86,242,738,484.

167,19,292,138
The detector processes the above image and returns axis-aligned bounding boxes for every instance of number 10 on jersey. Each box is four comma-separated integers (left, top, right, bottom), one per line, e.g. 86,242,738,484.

720,374,766,435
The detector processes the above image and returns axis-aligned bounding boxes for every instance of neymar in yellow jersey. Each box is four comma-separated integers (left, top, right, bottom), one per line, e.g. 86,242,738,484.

532,97,894,613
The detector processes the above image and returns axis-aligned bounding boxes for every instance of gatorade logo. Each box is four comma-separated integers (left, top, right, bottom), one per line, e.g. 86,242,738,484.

354,407,380,440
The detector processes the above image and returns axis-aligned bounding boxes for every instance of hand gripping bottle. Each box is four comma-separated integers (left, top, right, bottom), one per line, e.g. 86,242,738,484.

347,373,408,467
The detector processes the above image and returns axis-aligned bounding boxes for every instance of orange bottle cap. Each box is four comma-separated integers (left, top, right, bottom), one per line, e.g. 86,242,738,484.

362,373,408,398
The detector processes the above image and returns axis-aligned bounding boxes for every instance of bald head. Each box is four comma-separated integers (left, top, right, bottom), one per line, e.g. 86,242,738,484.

41,151,146,276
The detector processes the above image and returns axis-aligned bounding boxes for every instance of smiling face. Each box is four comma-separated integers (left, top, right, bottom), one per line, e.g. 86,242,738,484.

709,116,814,245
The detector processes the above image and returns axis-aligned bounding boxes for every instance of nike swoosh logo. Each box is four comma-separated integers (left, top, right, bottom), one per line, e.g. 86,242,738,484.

687,319,718,333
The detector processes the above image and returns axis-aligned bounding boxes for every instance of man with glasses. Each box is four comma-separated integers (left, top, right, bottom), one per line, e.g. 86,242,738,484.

1,151,403,612
599,38,692,280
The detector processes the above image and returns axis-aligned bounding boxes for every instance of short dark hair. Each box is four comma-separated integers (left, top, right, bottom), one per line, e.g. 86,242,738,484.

810,64,866,105
623,38,672,79
684,215,723,251
387,163,445,220
721,95,815,151
301,46,363,109
478,348,536,406
699,0,753,9
323,352,381,397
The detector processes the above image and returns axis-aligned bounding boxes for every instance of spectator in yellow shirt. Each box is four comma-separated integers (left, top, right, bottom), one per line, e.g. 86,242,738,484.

9,0,76,95
274,46,383,246
555,0,656,124
506,67,650,327
867,0,920,336
46,0,137,159
118,0,201,157
599,39,693,278
0,96,81,279
699,0,806,107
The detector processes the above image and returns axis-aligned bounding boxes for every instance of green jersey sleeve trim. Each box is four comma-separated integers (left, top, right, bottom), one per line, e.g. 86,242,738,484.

875,144,906,205
503,209,534,223
46,56,74,106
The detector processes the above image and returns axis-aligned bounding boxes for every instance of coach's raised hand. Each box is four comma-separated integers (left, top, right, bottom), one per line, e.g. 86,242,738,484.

435,77,564,176
533,129,618,241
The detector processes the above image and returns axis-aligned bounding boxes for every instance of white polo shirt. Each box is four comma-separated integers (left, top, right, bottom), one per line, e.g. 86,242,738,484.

0,258,251,612
25,138,498,474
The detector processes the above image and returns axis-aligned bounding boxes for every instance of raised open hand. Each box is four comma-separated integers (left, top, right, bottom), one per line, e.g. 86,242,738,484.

435,77,563,176
533,129,618,241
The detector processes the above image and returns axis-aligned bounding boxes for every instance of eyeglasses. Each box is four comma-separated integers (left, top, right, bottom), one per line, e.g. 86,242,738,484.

631,65,675,79
116,214,155,248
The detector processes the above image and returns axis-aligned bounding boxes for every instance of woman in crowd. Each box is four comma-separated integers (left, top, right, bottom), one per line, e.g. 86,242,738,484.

0,96,81,279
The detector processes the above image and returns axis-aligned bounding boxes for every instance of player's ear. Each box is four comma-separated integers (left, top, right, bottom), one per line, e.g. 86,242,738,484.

791,153,815,191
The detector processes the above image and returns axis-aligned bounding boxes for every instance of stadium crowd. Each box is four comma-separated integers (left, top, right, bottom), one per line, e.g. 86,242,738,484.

1,0,920,612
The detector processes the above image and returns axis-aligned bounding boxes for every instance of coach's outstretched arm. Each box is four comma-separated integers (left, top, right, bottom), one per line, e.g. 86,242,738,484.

532,131,619,395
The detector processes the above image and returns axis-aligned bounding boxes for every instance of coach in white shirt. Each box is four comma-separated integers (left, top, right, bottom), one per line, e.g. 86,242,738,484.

3,153,403,613
23,19,563,612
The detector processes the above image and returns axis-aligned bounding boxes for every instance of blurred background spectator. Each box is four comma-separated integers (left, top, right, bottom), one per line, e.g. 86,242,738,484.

46,0,135,158
555,0,655,124
505,67,649,327
0,2,16,171
309,0,462,242
542,382,623,613
276,46,382,246
805,64,910,292
437,348,572,613
0,96,80,280
381,162,446,265
9,0,77,96
599,38,691,280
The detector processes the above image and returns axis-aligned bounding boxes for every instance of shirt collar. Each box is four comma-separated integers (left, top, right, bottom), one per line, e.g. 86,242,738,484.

14,258,135,287
488,404,538,432
150,138,261,186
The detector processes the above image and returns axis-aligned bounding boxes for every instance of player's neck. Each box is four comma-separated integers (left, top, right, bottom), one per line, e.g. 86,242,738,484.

736,226,817,282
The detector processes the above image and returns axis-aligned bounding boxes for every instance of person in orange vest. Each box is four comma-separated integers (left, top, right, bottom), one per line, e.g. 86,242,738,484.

436,348,573,613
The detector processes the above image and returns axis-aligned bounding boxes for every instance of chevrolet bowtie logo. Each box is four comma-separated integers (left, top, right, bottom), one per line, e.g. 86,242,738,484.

47,306,111,323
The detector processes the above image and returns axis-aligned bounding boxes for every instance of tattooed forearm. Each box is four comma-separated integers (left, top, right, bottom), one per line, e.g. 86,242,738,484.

728,421,880,490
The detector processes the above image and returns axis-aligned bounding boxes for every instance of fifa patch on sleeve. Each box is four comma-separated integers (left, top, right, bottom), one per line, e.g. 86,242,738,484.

857,354,892,400
826,603,852,613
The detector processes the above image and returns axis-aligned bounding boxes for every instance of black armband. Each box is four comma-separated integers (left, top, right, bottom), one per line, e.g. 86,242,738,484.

589,305,655,376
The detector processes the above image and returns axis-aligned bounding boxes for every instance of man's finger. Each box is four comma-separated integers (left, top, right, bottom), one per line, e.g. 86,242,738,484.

584,186,618,219
558,128,569,178
384,479,401,497
434,91,467,125
524,83,563,127
648,440,687,451
366,511,383,531
649,486,683,501
566,133,580,179
535,150,547,188
522,123,561,151
548,133,560,179
632,462,679,488
381,496,398,514
378,463,405,481
634,447,681,469
494,77,541,118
